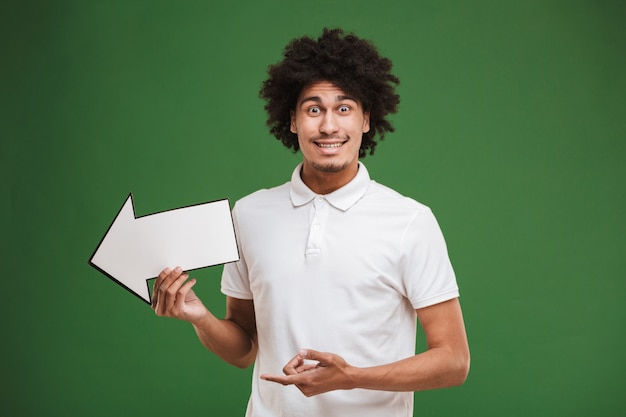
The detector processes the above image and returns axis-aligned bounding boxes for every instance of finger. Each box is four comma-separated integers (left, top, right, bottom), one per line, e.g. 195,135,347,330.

299,348,329,365
294,363,318,373
155,267,185,315
261,372,322,397
151,267,172,308
174,277,197,310
163,270,189,314
282,353,305,375
154,267,179,314
260,373,300,386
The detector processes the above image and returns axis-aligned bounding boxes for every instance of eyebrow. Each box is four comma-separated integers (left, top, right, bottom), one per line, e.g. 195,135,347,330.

298,95,358,107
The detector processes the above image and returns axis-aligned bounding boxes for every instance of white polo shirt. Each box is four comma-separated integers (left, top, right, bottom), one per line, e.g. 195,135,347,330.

222,162,459,417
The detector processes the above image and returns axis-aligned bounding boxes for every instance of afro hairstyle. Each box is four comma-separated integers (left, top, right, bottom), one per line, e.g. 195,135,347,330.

259,28,400,158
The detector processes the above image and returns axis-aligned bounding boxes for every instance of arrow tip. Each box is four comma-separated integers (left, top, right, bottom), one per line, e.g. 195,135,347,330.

90,194,153,305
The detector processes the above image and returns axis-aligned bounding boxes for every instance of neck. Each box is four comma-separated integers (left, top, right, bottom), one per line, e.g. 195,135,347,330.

300,162,359,195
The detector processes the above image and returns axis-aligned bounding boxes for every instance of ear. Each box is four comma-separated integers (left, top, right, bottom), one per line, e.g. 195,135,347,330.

362,111,371,133
290,110,297,134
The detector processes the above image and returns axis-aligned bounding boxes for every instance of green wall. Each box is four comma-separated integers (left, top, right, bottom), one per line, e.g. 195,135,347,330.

3,1,625,416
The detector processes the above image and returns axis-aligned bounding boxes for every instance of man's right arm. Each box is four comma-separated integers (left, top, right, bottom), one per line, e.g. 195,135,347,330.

152,267,257,369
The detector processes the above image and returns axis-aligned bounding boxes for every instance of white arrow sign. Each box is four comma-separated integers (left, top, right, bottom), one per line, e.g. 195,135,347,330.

89,193,239,304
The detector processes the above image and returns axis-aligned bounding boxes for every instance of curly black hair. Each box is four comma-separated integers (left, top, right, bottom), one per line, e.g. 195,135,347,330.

259,28,400,158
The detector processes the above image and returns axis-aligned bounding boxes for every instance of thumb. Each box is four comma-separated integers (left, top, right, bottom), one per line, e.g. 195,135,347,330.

299,348,328,363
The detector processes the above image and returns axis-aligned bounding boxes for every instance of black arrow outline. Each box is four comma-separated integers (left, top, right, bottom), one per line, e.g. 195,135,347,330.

88,192,239,305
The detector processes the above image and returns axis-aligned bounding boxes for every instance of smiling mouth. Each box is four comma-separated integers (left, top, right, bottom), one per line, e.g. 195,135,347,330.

316,142,344,148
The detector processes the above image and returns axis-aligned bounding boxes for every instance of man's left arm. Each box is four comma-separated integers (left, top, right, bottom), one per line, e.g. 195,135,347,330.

261,298,469,397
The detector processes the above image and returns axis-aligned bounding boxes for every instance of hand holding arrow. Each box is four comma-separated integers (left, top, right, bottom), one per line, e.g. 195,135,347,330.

89,194,239,304
150,266,210,322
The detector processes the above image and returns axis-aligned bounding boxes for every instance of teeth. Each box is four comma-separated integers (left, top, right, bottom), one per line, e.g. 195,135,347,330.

317,143,343,148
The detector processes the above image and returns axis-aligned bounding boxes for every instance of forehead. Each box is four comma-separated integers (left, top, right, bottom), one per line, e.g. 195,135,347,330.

297,81,359,105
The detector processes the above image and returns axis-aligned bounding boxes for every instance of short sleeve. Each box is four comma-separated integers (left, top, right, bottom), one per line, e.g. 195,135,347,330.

220,206,253,300
401,208,459,309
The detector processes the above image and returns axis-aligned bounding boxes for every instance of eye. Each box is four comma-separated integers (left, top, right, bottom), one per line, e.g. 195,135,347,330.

338,105,351,113
308,107,321,115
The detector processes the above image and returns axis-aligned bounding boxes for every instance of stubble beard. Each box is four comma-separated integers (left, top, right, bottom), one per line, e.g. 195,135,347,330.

310,160,351,173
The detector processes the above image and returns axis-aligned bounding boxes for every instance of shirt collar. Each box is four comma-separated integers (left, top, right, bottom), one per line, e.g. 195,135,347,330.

289,162,371,211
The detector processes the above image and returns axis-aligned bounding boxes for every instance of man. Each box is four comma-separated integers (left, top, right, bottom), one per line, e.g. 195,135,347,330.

152,28,469,417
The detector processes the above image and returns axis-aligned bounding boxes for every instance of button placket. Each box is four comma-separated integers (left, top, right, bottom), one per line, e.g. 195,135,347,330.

306,196,329,256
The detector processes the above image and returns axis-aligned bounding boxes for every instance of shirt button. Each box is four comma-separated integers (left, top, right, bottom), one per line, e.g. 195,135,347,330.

317,197,324,202
313,224,320,231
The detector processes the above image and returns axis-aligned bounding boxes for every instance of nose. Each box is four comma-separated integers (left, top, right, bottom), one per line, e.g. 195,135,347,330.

319,111,338,135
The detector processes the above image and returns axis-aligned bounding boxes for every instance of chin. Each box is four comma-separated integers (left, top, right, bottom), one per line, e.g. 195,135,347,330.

311,161,350,173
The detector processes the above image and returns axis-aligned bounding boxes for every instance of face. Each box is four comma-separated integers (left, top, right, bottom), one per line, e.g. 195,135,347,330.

290,81,370,187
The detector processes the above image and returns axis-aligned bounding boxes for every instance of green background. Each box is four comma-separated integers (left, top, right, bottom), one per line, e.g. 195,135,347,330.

3,0,625,416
